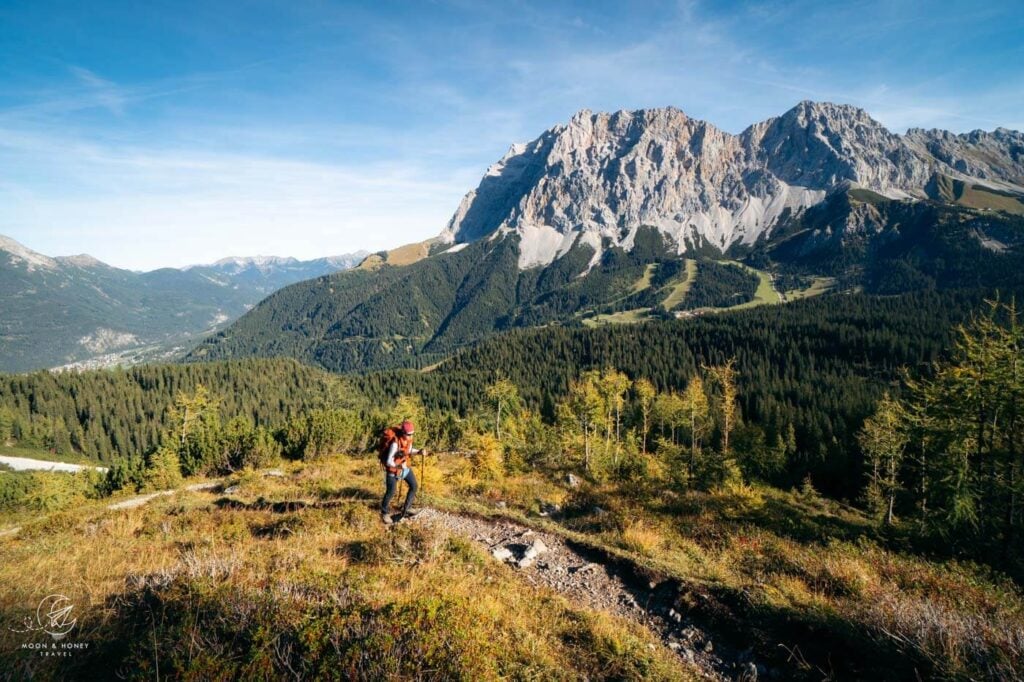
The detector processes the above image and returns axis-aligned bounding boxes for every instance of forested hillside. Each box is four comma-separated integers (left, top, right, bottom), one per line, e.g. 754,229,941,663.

188,228,775,372
353,287,1016,499
757,191,1024,292
0,359,339,463
7,286,1016,504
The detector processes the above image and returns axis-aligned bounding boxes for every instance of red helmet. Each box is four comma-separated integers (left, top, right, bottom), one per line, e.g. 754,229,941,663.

401,420,415,435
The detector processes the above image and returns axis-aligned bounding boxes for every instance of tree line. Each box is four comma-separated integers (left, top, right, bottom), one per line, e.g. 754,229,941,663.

859,299,1024,563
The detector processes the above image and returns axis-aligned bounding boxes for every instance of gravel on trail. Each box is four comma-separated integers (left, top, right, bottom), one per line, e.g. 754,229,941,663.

414,508,759,681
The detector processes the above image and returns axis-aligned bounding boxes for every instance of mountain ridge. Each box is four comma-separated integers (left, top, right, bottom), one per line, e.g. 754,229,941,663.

440,101,1023,269
0,235,367,372
190,100,1024,375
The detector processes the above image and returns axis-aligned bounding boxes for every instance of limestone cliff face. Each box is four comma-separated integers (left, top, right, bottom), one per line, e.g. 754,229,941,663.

440,101,1024,268
904,126,1024,187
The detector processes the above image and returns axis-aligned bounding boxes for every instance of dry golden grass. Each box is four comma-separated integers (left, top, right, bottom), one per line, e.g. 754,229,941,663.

0,457,694,681
4,454,1024,679
357,239,436,270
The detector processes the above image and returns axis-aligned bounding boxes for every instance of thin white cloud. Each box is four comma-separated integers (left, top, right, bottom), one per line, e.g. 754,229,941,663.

2,0,1022,271
0,126,476,270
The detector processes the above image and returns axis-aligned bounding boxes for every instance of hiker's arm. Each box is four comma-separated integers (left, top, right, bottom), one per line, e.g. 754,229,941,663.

385,441,400,468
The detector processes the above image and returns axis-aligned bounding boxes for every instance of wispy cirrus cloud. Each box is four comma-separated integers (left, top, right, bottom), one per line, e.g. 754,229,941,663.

1,0,1022,269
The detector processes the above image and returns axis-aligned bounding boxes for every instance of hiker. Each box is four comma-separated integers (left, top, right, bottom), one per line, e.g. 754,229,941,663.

378,419,427,524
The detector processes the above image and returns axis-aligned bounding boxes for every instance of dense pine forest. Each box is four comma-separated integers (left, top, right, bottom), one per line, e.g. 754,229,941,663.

3,286,1018,501
355,287,1018,497
0,359,338,464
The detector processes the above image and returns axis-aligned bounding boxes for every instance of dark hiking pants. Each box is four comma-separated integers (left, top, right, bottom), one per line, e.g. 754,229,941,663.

381,468,417,515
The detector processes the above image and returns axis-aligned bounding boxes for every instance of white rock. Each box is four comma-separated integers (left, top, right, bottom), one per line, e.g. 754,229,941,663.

439,102,1024,270
523,539,548,561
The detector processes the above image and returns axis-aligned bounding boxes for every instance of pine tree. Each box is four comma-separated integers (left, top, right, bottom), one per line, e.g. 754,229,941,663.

485,378,521,442
705,359,738,456
681,377,711,486
144,445,184,492
560,372,603,472
858,391,909,524
634,378,656,455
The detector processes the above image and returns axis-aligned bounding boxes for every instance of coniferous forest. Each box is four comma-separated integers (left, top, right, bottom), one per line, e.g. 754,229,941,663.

3,286,1017,503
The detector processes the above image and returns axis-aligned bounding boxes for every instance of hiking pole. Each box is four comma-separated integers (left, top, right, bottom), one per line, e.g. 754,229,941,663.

420,448,426,499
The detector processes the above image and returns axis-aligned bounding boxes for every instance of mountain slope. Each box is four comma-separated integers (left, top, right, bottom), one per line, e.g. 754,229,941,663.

0,237,366,372
190,101,1024,374
440,101,1023,265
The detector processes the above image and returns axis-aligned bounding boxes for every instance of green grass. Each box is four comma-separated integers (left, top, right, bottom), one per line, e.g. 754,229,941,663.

783,276,836,302
932,174,1024,215
658,259,697,310
718,261,782,311
629,263,658,294
848,188,890,205
581,308,652,328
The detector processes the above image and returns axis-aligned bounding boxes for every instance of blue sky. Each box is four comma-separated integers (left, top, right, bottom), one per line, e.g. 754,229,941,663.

1,0,1022,270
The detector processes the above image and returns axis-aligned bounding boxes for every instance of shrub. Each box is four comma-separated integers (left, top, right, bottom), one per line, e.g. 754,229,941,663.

218,417,282,472
467,432,504,482
101,458,147,495
143,445,184,491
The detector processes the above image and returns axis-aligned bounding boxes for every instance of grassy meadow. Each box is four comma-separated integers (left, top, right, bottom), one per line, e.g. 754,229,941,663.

2,452,1021,680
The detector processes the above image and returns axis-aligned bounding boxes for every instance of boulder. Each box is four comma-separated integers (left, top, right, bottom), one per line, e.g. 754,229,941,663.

518,538,548,568
492,546,514,562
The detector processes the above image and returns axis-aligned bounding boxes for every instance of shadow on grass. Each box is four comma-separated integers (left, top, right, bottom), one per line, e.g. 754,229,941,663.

213,497,308,513
560,535,933,682
316,486,378,503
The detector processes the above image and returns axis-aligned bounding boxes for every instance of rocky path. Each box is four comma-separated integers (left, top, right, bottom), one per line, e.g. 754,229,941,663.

415,508,760,681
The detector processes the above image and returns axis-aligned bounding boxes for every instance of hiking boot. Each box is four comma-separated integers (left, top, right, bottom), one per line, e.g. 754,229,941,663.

380,512,393,526
402,509,421,519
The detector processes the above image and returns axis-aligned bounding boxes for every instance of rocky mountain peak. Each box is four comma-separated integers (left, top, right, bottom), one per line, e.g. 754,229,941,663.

904,126,1024,186
0,234,58,271
441,101,1023,269
57,254,105,268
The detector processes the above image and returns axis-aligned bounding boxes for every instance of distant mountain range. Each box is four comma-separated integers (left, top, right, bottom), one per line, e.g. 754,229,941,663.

189,101,1024,374
0,235,367,372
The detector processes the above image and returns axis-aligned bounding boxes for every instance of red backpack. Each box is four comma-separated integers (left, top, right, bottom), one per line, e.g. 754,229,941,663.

377,426,398,468
378,426,412,473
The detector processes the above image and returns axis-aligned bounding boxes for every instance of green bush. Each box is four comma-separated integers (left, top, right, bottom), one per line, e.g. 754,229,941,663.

143,445,184,491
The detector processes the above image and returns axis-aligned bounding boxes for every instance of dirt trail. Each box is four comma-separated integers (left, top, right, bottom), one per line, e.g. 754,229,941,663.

106,482,219,510
0,482,222,538
415,508,761,681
